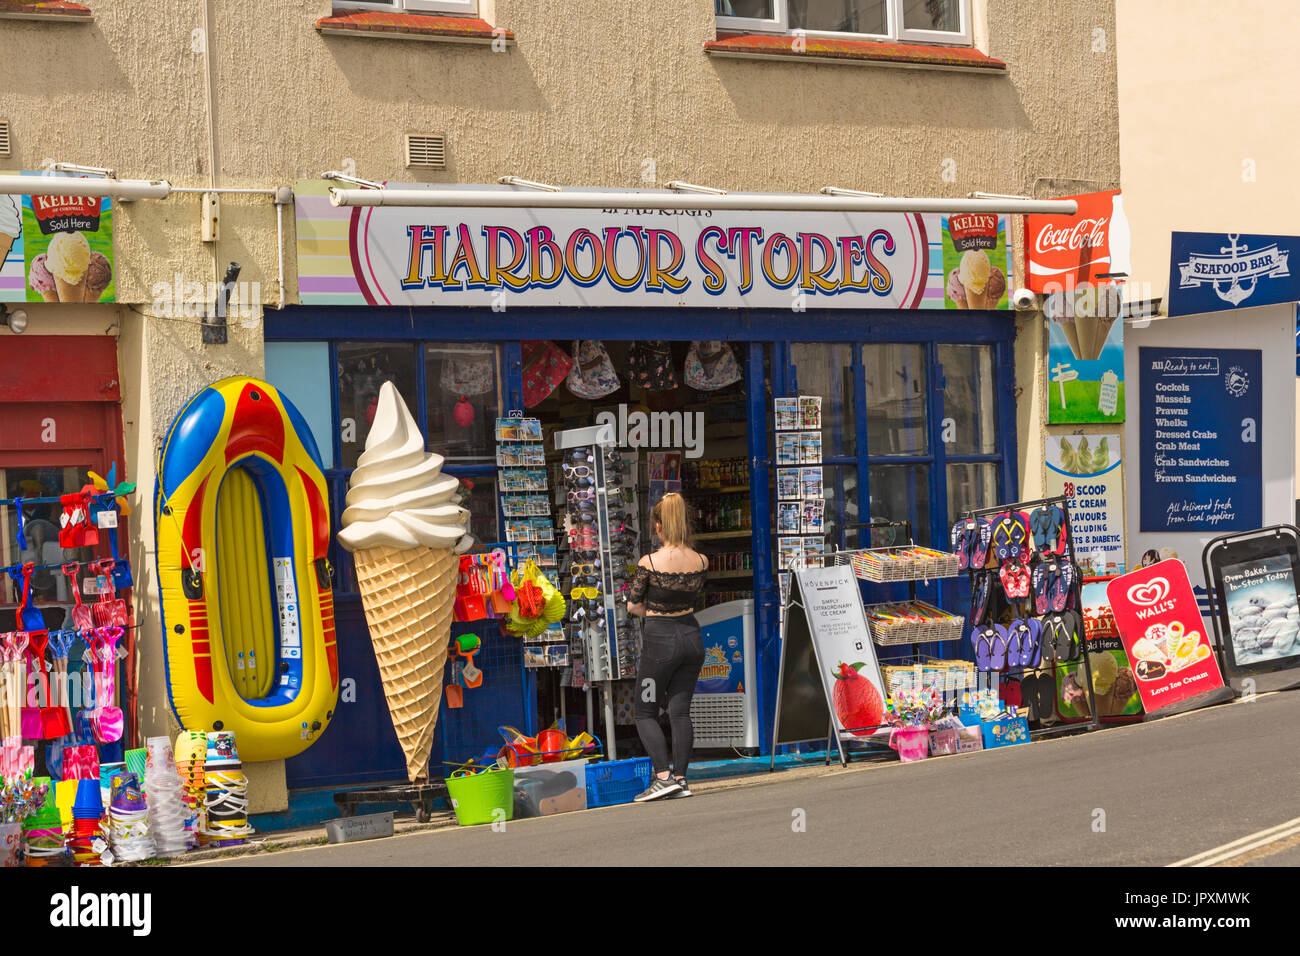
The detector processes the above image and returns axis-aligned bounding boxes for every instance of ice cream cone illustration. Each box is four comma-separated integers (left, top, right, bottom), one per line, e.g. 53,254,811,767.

28,254,59,302
84,251,112,302
46,231,91,302
0,196,19,270
337,381,472,782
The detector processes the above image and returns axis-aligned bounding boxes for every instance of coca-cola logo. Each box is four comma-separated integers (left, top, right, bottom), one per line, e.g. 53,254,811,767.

1034,217,1109,255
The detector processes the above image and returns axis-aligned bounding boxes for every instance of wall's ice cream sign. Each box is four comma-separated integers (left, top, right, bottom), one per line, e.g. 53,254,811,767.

294,180,1010,310
0,172,115,303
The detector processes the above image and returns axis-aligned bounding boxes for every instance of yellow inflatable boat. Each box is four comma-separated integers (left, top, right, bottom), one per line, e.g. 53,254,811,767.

155,377,339,762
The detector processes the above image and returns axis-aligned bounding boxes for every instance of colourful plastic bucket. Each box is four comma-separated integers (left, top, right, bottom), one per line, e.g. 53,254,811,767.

446,767,515,826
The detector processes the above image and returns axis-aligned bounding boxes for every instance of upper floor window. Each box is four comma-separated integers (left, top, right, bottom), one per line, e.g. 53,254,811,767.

335,0,478,15
716,0,971,46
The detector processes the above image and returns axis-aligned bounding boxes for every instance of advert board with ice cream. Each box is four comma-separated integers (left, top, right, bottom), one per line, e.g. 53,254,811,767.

1106,559,1226,715
1205,528,1300,677
1044,432,1125,577
774,566,887,754
0,171,115,303
1055,578,1141,722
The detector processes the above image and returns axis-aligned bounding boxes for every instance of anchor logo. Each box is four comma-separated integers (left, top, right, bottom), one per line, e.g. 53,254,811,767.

1211,235,1256,306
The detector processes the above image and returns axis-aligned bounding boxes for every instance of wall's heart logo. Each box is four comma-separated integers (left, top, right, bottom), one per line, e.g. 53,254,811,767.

1128,578,1170,607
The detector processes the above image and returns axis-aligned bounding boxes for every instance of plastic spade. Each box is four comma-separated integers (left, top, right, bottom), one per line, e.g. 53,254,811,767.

75,640,101,743
92,627,124,743
48,630,78,728
18,563,45,631
91,560,128,628
27,631,72,739
63,563,93,630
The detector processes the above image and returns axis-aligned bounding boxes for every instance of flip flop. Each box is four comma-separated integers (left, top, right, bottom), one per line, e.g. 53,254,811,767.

1004,622,1025,669
969,571,993,626
972,626,996,670
1052,562,1076,612
1029,505,1067,555
989,623,1010,671
1000,558,1031,600
1022,618,1043,669
989,512,1015,562
1044,611,1081,662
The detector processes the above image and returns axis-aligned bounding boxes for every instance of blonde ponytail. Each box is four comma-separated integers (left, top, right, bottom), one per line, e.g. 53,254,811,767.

653,492,693,548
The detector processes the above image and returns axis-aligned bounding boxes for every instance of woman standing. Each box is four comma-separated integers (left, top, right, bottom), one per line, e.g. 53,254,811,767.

626,493,708,802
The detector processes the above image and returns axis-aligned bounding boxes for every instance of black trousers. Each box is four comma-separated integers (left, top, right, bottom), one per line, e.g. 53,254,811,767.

634,614,705,776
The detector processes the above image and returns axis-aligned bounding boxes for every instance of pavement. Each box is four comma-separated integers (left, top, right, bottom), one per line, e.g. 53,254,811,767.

188,685,1300,867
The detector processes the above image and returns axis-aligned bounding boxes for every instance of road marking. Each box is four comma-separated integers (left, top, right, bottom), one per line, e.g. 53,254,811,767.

1169,815,1300,867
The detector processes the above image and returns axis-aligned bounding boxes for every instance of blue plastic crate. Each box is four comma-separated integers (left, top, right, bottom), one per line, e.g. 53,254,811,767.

584,757,652,808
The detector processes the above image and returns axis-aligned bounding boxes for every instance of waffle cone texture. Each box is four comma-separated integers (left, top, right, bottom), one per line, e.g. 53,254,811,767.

352,545,458,782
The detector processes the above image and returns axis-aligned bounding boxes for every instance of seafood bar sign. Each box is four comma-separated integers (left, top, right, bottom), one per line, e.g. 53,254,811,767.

294,180,1010,310
1167,231,1300,317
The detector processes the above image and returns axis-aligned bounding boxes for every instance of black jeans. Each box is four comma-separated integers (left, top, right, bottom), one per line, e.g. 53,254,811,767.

634,614,705,777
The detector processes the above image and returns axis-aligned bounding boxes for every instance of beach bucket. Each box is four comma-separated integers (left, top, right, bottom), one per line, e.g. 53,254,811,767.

124,748,147,781
537,729,567,763
0,822,21,867
72,778,104,818
205,731,240,770
889,727,930,763
446,767,515,826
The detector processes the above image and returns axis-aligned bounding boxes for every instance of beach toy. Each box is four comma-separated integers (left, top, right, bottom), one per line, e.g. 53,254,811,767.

452,633,483,688
156,377,340,763
446,766,514,826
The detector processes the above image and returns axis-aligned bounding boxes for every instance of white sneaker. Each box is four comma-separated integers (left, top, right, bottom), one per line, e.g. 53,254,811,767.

633,777,682,802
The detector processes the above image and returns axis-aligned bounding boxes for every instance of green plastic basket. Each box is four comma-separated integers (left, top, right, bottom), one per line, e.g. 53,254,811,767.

446,767,515,826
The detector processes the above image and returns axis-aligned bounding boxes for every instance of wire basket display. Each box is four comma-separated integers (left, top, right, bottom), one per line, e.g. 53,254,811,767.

836,547,960,583
864,600,966,646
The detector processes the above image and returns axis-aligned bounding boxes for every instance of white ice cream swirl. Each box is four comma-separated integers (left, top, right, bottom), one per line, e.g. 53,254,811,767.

337,381,472,552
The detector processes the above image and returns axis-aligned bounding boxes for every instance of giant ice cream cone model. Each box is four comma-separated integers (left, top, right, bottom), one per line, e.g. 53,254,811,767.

337,382,472,782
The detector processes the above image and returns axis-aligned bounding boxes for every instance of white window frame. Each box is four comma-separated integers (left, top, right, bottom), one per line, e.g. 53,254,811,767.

717,0,971,47
335,0,479,16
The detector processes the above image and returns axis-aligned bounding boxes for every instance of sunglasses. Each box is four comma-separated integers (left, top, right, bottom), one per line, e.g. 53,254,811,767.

567,490,594,502
563,465,593,478
566,476,596,489
570,586,601,600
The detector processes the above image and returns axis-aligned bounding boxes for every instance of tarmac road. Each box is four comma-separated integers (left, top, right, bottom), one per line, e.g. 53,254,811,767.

200,688,1300,867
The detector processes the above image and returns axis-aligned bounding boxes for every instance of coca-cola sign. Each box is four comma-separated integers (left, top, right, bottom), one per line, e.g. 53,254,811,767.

1026,189,1120,293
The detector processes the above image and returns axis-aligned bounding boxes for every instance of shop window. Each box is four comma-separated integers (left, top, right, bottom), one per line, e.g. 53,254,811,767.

0,465,98,613
424,343,500,461
265,342,335,470
868,462,931,544
337,343,419,470
790,343,856,457
716,0,972,45
938,344,996,456
946,461,998,524
864,343,928,455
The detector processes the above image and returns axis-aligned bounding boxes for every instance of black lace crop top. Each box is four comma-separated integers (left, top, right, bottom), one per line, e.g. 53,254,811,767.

628,553,708,614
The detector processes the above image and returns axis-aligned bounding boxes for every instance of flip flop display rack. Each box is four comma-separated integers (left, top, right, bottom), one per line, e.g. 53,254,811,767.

952,495,1101,738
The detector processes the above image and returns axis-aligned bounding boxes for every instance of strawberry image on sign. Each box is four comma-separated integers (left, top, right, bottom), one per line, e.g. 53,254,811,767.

831,661,884,736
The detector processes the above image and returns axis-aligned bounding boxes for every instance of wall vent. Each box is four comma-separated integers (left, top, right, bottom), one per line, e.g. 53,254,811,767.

0,121,10,157
405,133,446,170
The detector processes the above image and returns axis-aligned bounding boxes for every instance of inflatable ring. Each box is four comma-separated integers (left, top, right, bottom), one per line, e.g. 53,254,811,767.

155,376,339,762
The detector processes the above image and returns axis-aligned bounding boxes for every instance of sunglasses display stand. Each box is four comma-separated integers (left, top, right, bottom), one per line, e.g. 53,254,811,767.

959,495,1101,739
555,424,635,760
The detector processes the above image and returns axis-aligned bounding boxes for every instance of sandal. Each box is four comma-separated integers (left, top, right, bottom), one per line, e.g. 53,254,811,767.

973,625,997,671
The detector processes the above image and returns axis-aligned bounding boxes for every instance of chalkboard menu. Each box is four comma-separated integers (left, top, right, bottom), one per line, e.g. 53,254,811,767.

1139,346,1262,532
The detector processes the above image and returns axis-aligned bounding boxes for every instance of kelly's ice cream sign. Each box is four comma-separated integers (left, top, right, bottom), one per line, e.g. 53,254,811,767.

293,180,1010,310
0,172,115,303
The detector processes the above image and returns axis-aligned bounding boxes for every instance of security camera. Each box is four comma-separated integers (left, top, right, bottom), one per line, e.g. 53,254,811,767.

1011,288,1037,311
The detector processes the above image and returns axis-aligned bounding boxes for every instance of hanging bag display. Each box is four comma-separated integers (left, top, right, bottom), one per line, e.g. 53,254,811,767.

454,555,489,622
627,340,679,391
684,341,742,391
440,351,495,397
521,341,575,408
565,340,621,400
